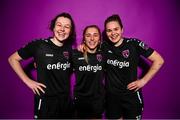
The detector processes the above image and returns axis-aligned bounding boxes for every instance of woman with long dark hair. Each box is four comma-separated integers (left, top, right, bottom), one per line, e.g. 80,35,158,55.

8,12,76,119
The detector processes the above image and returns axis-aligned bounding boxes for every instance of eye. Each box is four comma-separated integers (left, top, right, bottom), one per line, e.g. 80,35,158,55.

106,29,112,33
114,27,119,31
57,24,62,27
94,33,99,37
85,34,91,37
64,25,71,29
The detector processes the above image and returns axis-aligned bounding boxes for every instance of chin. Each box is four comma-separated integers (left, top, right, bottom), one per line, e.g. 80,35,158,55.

110,40,117,43
89,46,96,50
58,37,67,41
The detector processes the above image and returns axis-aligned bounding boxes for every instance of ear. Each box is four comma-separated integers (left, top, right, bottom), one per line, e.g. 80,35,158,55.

121,28,124,34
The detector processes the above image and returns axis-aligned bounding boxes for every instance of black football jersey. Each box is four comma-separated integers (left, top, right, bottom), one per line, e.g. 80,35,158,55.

102,38,154,95
18,38,72,96
72,49,105,97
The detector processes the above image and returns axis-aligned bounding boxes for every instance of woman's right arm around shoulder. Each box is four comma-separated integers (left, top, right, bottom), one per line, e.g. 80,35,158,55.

8,52,46,95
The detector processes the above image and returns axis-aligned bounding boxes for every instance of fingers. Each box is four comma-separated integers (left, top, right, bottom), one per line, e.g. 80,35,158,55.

38,83,46,88
32,89,36,94
34,62,37,68
135,88,139,92
127,82,136,89
128,85,137,90
127,82,139,91
34,87,40,96
37,85,45,94
33,86,45,96
77,44,85,52
32,82,46,96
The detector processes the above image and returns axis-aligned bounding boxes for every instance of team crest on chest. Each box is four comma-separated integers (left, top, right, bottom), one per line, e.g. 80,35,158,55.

63,51,69,59
96,54,102,62
122,49,129,58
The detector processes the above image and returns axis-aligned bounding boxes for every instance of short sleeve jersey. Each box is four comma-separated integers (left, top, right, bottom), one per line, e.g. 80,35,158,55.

102,38,154,95
72,49,105,98
18,38,72,96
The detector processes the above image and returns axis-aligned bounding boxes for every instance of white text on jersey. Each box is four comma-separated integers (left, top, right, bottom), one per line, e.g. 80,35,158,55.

47,62,70,70
107,59,129,68
79,64,102,72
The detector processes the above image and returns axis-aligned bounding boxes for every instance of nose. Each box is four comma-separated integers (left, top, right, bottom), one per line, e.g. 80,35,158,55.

111,31,115,36
60,26,65,31
90,36,94,41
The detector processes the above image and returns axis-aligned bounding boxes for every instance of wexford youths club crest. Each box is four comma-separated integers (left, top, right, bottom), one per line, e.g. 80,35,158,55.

122,49,129,58
63,51,69,59
96,54,102,62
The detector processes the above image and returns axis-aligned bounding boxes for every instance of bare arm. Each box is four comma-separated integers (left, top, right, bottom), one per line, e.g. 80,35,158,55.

8,52,46,95
127,51,164,91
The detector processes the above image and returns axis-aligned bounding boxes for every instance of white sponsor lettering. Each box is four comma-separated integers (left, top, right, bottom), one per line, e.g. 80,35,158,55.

79,64,102,72
47,62,70,70
107,59,129,68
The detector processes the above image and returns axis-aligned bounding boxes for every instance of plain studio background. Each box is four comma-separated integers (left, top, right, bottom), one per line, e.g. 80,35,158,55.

0,0,179,118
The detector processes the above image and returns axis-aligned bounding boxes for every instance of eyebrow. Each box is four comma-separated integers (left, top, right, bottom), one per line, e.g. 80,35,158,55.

56,22,71,26
106,27,120,30
85,32,99,35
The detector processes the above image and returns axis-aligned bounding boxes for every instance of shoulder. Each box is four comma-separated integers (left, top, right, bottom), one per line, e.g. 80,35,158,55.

124,37,147,48
72,49,83,56
28,38,49,46
124,37,141,44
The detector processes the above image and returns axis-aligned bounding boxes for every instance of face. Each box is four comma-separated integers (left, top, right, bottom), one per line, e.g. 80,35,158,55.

106,21,123,43
84,27,100,50
53,17,71,41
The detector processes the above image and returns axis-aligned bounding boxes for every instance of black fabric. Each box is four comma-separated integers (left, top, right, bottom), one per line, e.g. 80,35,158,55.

18,38,72,96
34,95,73,119
105,92,143,119
102,37,153,119
72,49,105,118
102,38,154,95
72,49,105,98
18,38,73,118
74,96,104,119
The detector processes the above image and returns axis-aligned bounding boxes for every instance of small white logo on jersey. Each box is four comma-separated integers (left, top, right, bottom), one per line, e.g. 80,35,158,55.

78,57,85,60
139,41,149,50
45,54,54,57
108,50,112,53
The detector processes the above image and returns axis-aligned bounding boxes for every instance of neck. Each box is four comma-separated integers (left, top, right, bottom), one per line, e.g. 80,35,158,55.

51,37,63,47
114,38,123,47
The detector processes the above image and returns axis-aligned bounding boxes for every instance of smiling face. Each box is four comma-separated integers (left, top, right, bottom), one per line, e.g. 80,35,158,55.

84,27,100,52
53,17,71,42
106,21,123,44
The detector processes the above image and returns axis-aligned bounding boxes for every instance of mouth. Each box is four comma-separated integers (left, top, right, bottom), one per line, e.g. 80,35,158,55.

57,32,66,38
58,32,65,36
109,33,119,40
88,41,97,46
111,35,118,40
